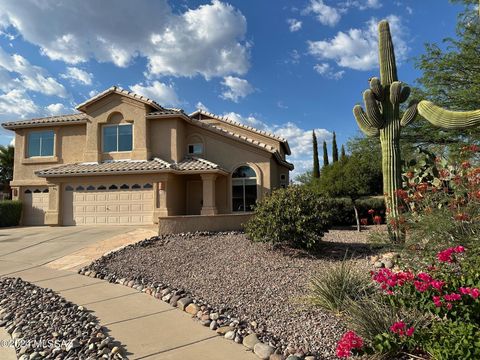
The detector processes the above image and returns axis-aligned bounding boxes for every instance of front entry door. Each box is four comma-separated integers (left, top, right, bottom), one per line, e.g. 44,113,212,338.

187,180,202,215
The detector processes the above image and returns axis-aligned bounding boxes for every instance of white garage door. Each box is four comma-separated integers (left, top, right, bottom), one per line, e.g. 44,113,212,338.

63,183,154,225
23,187,49,225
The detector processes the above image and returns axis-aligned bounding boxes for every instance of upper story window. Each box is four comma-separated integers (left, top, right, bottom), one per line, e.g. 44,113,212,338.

103,124,132,152
27,130,54,157
188,143,203,155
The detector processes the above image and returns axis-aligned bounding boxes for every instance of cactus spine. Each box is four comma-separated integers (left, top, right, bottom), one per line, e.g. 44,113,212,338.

353,20,480,242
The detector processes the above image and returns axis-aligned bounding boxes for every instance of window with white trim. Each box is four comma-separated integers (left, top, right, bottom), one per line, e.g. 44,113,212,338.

102,124,133,152
232,166,257,212
27,130,54,157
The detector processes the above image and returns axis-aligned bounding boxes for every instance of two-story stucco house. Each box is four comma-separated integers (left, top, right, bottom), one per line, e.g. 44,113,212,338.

2,86,293,230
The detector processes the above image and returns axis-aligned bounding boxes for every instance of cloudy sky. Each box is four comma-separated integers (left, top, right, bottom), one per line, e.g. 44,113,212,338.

0,0,463,177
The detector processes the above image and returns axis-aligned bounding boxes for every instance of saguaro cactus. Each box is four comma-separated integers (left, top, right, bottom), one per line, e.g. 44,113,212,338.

353,20,480,242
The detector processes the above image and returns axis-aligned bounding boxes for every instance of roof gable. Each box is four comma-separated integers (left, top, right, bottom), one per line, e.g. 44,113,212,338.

189,109,291,155
2,113,88,130
76,86,164,112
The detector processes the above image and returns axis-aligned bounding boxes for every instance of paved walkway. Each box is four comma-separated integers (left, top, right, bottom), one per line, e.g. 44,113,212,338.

0,227,257,360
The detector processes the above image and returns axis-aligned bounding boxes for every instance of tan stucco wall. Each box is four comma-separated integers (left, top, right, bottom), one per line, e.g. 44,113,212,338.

149,117,186,162
158,213,252,234
12,124,87,186
82,93,156,162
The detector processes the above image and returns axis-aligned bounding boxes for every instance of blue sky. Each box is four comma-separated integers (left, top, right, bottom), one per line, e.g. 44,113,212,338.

0,0,465,177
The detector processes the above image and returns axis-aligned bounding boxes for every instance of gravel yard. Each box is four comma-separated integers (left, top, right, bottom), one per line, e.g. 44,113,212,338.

0,277,125,359
87,227,384,360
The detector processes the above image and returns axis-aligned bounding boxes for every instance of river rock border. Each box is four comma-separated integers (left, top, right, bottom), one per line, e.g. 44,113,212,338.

0,277,125,360
79,232,317,360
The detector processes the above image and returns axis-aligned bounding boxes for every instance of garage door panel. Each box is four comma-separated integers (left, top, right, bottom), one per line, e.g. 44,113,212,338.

63,184,154,225
23,188,49,225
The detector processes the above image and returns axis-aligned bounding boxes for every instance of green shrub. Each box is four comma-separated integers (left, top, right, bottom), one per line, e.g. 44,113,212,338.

308,259,372,313
425,320,480,360
355,197,386,224
245,185,332,249
328,197,386,226
327,198,355,226
0,200,22,227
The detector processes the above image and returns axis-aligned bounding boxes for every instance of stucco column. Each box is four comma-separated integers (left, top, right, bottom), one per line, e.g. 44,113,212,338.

201,173,217,215
45,184,61,225
131,118,149,160
84,122,100,162
156,175,171,218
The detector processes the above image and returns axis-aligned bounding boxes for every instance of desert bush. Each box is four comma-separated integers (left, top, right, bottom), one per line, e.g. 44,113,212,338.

327,198,356,225
0,200,22,227
308,259,372,313
399,146,480,257
425,320,480,360
245,185,332,249
328,197,386,226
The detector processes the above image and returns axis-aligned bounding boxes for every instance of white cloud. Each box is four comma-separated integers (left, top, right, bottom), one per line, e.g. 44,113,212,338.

406,6,413,15
46,103,66,115
9,137,14,146
308,15,408,71
342,0,382,10
60,67,93,85
221,111,332,178
287,18,302,32
220,76,254,102
0,0,250,79
0,47,66,97
130,81,180,106
88,90,98,98
196,102,210,112
313,63,345,80
0,89,39,118
304,0,342,27
222,112,268,131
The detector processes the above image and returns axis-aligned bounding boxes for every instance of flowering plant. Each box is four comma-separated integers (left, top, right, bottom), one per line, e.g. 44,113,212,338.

336,244,480,358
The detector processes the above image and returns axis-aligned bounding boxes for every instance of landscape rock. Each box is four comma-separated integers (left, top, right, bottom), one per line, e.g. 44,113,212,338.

224,330,236,340
0,277,125,360
216,325,234,335
177,297,193,311
254,343,275,359
243,333,260,349
185,303,200,315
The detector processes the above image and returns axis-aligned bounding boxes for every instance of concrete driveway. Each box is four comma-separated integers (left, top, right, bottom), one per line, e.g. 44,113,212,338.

0,226,257,360
0,226,155,276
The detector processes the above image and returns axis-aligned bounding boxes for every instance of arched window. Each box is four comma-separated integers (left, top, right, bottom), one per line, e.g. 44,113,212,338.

232,166,257,212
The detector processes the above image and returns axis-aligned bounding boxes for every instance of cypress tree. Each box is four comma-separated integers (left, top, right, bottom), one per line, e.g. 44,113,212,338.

312,130,320,178
323,141,329,167
332,131,339,162
340,144,347,161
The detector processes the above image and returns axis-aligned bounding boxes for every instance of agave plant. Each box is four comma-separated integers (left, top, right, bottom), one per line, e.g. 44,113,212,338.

353,20,480,242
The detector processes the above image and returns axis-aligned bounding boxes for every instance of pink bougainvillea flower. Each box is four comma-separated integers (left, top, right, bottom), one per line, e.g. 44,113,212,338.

430,280,445,291
336,331,364,358
417,272,433,283
390,321,406,336
471,288,480,299
437,246,466,263
433,295,442,308
459,287,480,299
406,327,415,337
444,293,462,302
